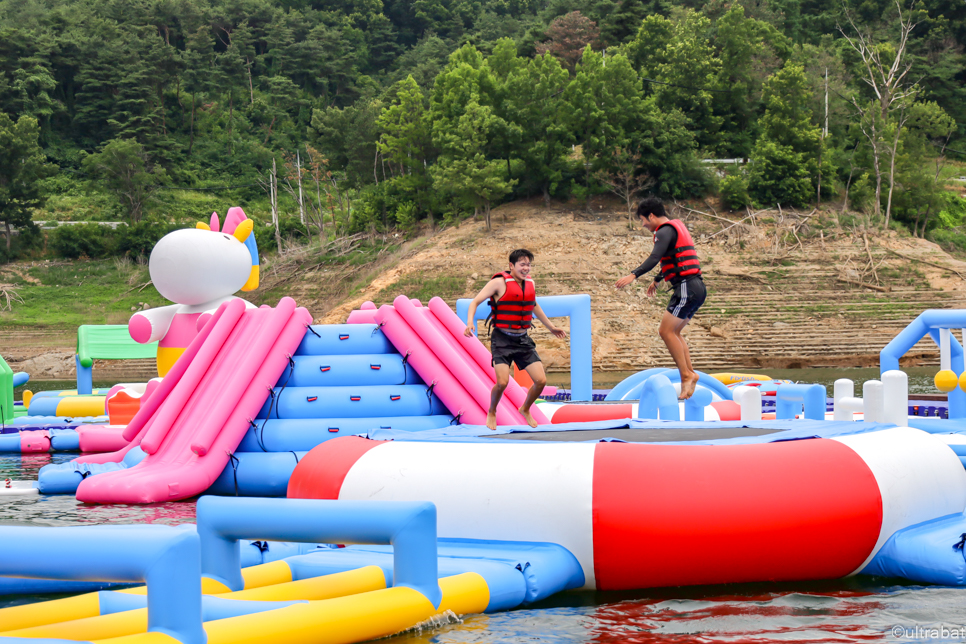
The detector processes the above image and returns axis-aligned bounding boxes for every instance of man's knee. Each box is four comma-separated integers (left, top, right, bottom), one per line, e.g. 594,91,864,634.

494,374,510,389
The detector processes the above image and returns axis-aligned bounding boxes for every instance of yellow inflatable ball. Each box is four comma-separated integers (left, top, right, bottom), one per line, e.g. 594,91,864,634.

958,371,966,393
935,369,959,393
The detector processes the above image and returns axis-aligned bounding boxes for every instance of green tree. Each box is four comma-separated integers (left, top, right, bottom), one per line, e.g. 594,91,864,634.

505,52,571,206
378,75,436,225
0,114,54,255
747,61,822,207
713,5,789,157
82,138,167,224
432,98,516,230
628,10,721,149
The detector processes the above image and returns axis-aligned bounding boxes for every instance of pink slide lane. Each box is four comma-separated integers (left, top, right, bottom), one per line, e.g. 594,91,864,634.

393,296,523,425
428,297,549,425
76,297,311,504
373,304,486,425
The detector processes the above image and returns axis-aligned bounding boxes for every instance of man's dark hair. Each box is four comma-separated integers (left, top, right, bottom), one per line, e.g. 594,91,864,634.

509,248,534,264
636,197,666,220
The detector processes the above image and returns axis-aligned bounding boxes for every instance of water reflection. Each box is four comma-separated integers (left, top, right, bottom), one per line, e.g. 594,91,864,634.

386,581,966,643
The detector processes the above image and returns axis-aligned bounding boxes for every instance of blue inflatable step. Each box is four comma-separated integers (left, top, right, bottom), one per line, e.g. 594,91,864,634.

296,324,395,356
236,416,454,452
259,385,449,419
278,354,423,387
208,451,309,497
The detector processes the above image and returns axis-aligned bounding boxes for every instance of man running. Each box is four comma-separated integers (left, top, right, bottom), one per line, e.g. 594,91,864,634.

464,249,568,430
615,198,706,399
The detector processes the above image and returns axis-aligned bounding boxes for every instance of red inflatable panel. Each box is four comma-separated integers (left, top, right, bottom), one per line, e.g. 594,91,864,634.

592,439,882,589
709,400,741,421
552,404,632,424
287,436,384,499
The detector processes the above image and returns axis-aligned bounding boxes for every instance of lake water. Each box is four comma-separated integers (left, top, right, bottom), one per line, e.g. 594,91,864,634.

3,368,961,641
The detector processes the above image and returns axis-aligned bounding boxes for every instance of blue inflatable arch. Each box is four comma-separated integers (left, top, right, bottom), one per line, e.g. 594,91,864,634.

880,309,966,418
457,294,593,401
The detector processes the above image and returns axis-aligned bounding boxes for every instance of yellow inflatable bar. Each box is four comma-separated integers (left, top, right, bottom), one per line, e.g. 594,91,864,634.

0,559,298,632
0,563,378,634
3,573,488,644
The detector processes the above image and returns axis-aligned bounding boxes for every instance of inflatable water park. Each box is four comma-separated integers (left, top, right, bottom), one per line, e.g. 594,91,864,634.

6,207,966,643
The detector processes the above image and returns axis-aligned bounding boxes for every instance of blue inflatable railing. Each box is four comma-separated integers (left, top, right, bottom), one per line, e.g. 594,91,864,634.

881,310,966,418
0,524,204,644
457,294,593,401
775,383,827,420
639,374,679,420
196,496,442,608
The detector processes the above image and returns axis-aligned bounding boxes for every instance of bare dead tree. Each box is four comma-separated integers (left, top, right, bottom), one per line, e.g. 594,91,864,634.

839,0,922,228
594,148,654,226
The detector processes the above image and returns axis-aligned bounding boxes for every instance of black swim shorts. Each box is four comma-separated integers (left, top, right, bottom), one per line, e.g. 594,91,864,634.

666,275,707,320
490,328,542,370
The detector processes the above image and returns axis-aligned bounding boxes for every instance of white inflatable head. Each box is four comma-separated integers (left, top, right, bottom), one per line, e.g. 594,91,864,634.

149,208,259,306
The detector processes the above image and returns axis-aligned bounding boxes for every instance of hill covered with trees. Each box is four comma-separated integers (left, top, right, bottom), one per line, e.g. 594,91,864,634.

1,0,965,263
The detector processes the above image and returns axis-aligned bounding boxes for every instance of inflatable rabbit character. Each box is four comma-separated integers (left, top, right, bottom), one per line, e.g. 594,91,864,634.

128,207,260,376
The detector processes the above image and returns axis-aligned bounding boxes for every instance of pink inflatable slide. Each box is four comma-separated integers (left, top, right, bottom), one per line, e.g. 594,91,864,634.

350,296,548,426
75,297,312,504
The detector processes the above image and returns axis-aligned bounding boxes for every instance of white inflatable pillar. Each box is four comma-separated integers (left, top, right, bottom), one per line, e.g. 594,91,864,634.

941,328,951,371
863,380,883,423
882,370,909,427
732,386,761,421
833,378,864,422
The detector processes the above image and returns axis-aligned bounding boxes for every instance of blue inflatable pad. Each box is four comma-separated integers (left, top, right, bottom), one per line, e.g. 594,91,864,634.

236,416,454,452
50,428,80,451
0,430,79,453
25,396,61,416
8,415,108,427
207,451,308,497
278,354,423,387
861,512,966,585
38,447,147,494
296,324,395,356
261,385,448,419
907,418,966,433
12,372,28,388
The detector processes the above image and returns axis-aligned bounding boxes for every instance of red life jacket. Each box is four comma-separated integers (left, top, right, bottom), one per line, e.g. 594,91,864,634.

489,271,536,330
657,219,702,283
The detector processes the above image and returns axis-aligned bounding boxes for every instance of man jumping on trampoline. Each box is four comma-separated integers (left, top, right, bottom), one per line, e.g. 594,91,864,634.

464,249,568,430
615,198,707,400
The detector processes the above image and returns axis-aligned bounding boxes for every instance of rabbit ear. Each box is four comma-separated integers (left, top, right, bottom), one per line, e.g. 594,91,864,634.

210,212,221,232
223,206,247,235
232,219,253,243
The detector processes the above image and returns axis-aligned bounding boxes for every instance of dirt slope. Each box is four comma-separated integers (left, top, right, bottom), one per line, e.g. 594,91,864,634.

5,198,966,379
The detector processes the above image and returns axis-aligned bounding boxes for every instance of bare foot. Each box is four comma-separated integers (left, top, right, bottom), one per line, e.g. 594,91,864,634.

678,374,699,400
486,411,497,431
519,407,539,428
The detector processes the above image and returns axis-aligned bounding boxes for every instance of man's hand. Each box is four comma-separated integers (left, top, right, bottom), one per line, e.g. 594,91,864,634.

615,274,637,289
549,326,568,339
463,324,476,337
646,281,658,298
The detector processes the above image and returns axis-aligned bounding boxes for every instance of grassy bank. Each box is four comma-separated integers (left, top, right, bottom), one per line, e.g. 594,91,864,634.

0,258,163,328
